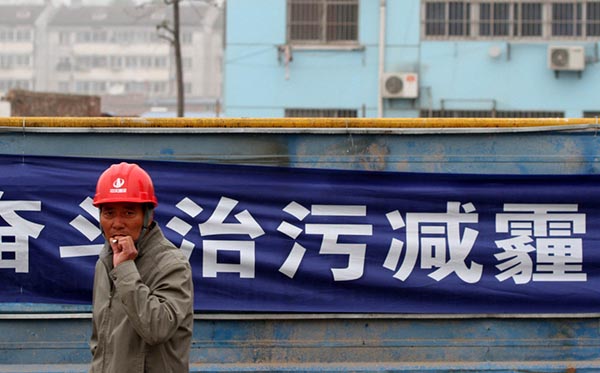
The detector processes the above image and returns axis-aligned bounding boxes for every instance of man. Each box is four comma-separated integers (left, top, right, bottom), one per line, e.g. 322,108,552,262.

89,162,194,373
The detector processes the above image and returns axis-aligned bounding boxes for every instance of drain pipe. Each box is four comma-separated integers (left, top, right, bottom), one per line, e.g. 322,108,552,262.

377,0,387,118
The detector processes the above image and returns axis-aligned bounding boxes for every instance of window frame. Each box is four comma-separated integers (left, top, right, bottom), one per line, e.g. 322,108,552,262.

422,0,600,40
285,108,359,117
420,109,565,118
287,0,360,46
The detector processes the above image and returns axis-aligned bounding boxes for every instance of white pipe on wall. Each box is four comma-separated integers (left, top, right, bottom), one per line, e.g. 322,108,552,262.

377,0,387,118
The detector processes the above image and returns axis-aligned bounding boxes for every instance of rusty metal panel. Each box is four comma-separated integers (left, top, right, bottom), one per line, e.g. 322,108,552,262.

0,316,599,371
1,119,600,371
0,129,599,174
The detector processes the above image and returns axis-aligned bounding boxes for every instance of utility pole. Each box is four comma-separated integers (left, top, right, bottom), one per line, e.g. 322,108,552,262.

158,0,185,117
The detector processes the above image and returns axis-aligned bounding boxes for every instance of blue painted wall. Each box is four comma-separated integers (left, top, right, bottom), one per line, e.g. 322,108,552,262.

224,0,600,118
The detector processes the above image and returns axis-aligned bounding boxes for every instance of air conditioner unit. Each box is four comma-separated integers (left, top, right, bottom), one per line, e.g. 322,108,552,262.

548,46,585,71
381,73,419,99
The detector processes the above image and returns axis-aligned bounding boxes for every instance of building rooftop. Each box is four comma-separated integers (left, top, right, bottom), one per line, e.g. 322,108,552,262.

48,3,208,27
0,5,44,25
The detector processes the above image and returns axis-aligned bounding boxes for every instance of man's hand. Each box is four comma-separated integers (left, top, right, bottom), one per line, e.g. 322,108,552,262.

110,236,138,267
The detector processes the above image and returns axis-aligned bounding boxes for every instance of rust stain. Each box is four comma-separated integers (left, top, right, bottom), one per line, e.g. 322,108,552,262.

357,143,390,171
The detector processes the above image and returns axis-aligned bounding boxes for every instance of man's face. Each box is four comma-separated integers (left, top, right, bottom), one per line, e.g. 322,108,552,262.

100,202,145,242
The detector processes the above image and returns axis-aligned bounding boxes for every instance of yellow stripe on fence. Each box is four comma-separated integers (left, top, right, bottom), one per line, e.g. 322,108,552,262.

0,117,597,129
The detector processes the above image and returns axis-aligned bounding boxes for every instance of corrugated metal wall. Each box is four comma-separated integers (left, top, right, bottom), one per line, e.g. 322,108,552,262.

1,118,599,372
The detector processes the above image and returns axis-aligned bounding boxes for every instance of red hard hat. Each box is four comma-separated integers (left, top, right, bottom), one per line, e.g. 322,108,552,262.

93,162,158,207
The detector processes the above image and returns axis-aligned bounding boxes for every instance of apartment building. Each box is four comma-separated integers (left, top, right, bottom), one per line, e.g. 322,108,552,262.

0,2,223,116
0,6,44,94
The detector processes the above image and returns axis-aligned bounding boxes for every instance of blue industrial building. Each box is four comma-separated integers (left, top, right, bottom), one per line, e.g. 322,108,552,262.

4,2,600,371
224,0,600,118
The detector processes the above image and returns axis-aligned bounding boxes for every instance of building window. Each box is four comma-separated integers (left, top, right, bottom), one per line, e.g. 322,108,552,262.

75,81,90,93
91,81,107,93
92,30,108,42
140,56,153,68
0,29,12,42
75,56,91,70
59,31,71,45
112,30,134,44
15,55,30,67
76,31,92,43
518,2,543,37
125,56,138,68
110,56,123,70
56,57,71,71
287,0,359,44
285,108,358,117
552,2,581,36
423,1,600,40
91,56,108,68
151,81,167,94
15,29,32,42
0,29,32,42
0,55,28,69
155,56,168,68
0,56,12,69
125,81,147,93
58,81,70,92
420,109,564,118
181,31,193,44
424,2,445,36
424,1,471,37
0,80,29,91
583,111,600,117
587,1,600,35
479,2,511,36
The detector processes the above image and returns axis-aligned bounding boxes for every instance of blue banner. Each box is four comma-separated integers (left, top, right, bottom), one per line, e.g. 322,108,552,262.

0,154,599,313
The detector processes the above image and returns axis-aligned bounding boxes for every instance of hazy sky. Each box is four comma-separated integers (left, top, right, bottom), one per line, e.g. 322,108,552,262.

0,0,113,4
0,0,224,7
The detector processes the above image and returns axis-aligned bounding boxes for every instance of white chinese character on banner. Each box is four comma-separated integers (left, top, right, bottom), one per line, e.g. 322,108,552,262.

59,197,103,258
383,202,482,283
166,196,264,278
494,235,535,284
165,197,204,260
277,202,373,281
0,191,44,273
495,204,586,283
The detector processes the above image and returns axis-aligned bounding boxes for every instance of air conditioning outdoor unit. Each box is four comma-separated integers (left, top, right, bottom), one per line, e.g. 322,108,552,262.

548,46,585,71
381,73,419,99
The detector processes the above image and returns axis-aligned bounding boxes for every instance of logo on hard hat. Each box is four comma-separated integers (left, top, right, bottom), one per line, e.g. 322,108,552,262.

112,178,125,188
110,178,127,193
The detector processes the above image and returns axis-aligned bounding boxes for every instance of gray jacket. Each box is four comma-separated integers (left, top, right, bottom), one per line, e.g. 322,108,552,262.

90,223,194,373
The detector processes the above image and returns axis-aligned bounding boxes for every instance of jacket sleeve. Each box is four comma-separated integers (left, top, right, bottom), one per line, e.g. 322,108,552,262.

90,315,98,355
110,258,193,345
89,258,107,357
